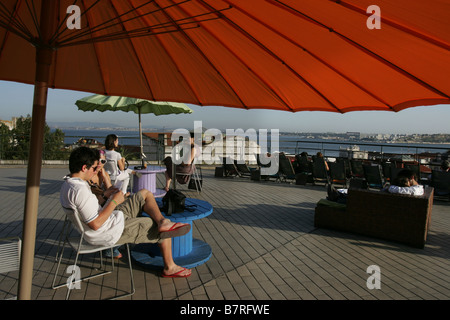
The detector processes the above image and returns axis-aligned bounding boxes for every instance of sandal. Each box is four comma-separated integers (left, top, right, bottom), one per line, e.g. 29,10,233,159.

159,220,191,239
162,267,191,278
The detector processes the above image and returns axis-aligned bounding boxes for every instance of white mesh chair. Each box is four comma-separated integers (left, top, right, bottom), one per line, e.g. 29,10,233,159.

103,159,118,185
52,207,134,300
0,237,21,300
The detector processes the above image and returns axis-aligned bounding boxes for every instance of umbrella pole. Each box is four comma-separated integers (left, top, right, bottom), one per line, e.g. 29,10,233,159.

139,109,144,168
18,0,56,300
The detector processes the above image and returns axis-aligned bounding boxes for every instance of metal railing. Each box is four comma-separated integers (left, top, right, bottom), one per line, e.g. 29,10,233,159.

2,133,449,167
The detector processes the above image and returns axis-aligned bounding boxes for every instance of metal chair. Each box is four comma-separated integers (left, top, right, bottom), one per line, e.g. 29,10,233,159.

0,237,21,300
52,207,135,300
173,163,203,193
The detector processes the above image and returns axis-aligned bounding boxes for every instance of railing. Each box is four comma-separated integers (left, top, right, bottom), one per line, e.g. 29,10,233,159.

284,139,449,161
2,132,449,168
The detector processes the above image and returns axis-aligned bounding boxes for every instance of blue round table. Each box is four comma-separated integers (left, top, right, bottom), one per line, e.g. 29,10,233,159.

131,198,213,269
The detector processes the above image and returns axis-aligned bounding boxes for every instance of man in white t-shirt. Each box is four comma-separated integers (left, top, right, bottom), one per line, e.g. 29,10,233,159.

60,147,192,278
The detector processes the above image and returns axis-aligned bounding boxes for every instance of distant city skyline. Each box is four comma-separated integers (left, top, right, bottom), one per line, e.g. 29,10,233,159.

1,81,449,135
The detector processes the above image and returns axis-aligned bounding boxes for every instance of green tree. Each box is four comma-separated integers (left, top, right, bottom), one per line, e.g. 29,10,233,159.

0,115,66,160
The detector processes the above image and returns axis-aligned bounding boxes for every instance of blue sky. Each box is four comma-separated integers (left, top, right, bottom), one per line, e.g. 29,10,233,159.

1,80,449,134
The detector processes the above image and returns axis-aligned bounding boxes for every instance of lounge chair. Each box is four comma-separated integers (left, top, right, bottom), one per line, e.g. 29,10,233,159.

328,161,349,187
255,154,279,181
278,154,296,183
222,157,240,177
294,153,313,185
234,161,254,178
362,163,386,189
294,153,312,174
350,159,365,178
430,170,450,201
312,158,329,185
381,161,393,182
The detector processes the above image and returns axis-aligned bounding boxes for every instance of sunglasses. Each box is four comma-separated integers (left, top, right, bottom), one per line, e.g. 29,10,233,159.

100,159,107,164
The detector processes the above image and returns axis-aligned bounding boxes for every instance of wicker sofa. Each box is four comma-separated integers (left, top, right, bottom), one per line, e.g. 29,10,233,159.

314,187,434,248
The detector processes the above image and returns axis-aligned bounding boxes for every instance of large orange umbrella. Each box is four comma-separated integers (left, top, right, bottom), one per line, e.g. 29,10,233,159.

0,0,449,300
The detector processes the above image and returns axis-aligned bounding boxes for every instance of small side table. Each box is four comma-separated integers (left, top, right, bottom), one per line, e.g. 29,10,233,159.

131,198,213,269
132,165,166,198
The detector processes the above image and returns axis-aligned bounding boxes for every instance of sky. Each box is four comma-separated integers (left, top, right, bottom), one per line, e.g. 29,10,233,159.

0,80,449,134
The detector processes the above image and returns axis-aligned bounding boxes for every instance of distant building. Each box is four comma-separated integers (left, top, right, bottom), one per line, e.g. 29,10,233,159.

142,132,261,164
0,117,17,130
339,145,368,159
345,132,360,140
143,132,173,161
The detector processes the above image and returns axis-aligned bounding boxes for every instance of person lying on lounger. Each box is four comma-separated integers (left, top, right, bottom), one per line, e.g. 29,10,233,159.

60,146,192,278
327,169,424,204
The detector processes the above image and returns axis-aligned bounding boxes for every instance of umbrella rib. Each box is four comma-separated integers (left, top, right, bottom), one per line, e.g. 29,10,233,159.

272,0,450,100
0,1,34,41
227,0,394,112
78,0,107,95
108,0,155,100
24,0,43,41
50,0,100,45
151,0,247,108
57,2,226,48
203,0,337,112
56,0,194,46
55,0,157,45
333,0,450,52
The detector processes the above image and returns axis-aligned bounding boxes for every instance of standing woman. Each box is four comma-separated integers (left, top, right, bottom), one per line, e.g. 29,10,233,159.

104,134,141,193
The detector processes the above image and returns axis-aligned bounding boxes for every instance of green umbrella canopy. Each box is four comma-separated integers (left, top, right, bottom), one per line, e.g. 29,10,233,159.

75,94,193,165
75,94,193,115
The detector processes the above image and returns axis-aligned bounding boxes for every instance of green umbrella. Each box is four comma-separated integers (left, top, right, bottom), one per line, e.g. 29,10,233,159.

76,94,193,167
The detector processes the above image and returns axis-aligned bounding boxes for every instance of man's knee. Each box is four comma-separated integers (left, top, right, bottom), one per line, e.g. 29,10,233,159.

138,189,154,200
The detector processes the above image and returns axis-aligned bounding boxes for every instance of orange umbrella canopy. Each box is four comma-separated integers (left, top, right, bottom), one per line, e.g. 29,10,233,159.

1,0,449,300
1,0,449,113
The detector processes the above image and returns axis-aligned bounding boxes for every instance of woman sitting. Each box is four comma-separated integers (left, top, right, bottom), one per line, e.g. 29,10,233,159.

104,134,141,193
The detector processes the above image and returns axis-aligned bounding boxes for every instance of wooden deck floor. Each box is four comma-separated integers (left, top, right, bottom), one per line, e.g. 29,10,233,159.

1,166,449,302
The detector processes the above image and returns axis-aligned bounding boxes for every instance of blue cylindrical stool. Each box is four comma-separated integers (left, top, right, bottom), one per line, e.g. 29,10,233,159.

131,198,213,269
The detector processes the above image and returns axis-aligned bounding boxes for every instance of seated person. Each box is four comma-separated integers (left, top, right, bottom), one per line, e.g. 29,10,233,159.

295,152,310,174
88,149,123,258
60,147,192,278
104,134,142,193
163,132,200,191
387,169,424,196
316,152,329,171
88,149,115,206
327,169,424,204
